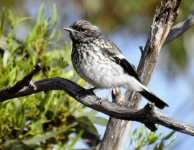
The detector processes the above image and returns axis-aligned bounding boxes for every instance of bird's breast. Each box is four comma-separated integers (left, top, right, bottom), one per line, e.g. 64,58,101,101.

71,43,128,88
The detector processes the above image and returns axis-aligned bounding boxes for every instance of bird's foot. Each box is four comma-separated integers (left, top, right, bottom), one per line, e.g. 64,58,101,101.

95,97,103,105
87,87,97,95
95,97,107,105
78,87,97,96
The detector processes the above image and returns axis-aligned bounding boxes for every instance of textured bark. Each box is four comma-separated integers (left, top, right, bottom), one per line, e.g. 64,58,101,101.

1,77,194,137
0,77,194,137
165,9,194,44
100,0,182,149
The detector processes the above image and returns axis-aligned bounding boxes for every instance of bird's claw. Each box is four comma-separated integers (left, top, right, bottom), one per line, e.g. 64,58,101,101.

78,87,96,96
87,87,96,95
95,97,107,105
95,98,103,105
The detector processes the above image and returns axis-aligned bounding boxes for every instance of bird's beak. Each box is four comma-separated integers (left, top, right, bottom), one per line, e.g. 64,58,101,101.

63,27,77,33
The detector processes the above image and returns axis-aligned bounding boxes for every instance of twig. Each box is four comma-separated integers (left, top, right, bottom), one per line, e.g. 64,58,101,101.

165,10,194,44
101,1,182,149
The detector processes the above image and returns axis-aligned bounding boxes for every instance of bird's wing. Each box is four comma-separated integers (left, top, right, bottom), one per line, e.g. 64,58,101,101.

101,37,142,83
114,57,142,83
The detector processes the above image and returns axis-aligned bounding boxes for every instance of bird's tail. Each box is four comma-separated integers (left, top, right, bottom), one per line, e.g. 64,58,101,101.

139,89,169,109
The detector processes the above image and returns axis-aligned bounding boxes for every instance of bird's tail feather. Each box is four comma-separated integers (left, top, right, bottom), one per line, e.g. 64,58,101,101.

139,89,169,109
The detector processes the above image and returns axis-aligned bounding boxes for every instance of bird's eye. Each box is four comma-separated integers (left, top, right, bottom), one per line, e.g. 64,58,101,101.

80,28,86,32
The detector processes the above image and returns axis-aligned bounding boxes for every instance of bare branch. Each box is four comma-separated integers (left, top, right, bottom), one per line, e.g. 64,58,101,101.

0,63,41,95
165,9,194,44
0,76,194,136
101,0,182,149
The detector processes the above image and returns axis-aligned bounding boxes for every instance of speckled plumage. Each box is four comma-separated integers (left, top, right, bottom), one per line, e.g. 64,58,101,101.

64,20,168,109
71,39,138,89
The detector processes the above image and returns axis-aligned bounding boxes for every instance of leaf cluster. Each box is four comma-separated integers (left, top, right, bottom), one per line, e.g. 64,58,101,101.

0,6,103,150
130,126,176,150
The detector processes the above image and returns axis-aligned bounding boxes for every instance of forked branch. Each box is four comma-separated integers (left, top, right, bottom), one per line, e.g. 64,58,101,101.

0,67,194,136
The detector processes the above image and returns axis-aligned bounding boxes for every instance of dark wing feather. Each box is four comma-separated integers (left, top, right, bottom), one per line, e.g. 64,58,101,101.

100,35,142,83
114,57,142,83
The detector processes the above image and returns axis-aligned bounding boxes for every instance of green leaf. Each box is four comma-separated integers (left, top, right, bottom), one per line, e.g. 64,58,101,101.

69,130,84,149
37,5,44,25
0,8,6,36
23,123,77,147
166,136,176,147
16,60,31,70
163,130,175,140
90,116,108,126
52,4,57,25
16,17,31,26
77,116,98,136
148,134,158,145
83,109,97,118
49,29,56,40
3,50,10,68
62,69,75,79
64,41,71,65
158,139,164,150
138,126,144,139
4,140,31,150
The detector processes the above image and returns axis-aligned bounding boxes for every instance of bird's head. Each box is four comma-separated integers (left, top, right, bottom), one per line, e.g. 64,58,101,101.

64,20,102,42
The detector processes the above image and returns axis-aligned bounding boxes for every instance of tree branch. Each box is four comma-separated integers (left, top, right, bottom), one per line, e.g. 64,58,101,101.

0,63,41,95
101,0,183,149
165,9,194,44
0,75,194,136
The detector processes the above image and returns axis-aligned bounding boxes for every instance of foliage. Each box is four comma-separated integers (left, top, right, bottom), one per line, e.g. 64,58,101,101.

130,126,176,150
0,6,104,150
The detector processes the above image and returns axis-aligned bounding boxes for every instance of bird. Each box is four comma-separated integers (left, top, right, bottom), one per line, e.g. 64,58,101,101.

63,20,168,109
